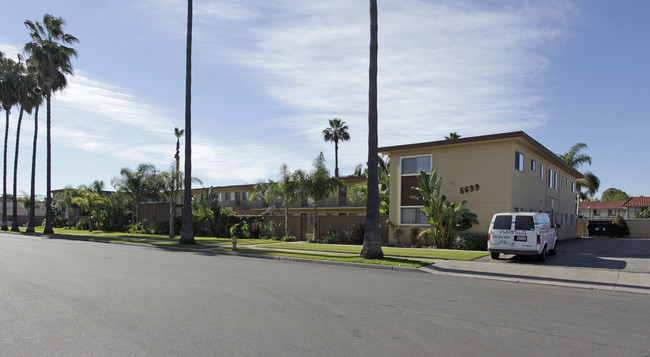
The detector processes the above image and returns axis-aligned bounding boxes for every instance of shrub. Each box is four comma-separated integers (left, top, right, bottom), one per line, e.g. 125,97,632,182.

153,220,170,235
260,221,281,239
348,224,365,245
409,226,420,247
75,219,89,231
229,222,250,238
129,220,151,234
281,235,297,242
306,233,314,243
613,215,630,238
321,229,351,244
456,232,488,251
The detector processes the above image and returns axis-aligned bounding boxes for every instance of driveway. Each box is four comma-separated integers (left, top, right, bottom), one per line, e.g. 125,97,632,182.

477,237,650,273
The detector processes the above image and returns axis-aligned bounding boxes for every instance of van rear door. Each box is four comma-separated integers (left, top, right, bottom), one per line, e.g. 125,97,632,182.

489,214,514,248
513,215,536,251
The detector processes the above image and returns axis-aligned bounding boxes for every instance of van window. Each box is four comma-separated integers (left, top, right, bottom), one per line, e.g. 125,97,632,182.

493,215,512,229
515,216,535,230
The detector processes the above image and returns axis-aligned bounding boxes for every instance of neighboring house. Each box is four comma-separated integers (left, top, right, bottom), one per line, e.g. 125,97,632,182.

579,197,650,219
579,200,626,219
378,131,583,242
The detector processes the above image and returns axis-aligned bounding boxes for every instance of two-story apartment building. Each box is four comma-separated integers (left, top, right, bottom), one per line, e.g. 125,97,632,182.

378,131,583,243
579,196,650,219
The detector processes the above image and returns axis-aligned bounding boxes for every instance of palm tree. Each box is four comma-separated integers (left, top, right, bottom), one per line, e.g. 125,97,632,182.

170,127,184,237
111,163,155,223
72,189,103,232
560,143,592,169
0,55,22,230
180,0,196,244
322,118,350,178
11,58,38,231
445,132,461,140
361,0,384,259
24,56,44,233
24,14,78,234
299,153,343,242
277,164,302,237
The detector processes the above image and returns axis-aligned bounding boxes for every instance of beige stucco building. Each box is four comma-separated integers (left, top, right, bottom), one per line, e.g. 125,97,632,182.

379,131,583,243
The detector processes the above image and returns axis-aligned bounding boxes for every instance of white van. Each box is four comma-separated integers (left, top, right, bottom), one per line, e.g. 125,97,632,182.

487,212,558,261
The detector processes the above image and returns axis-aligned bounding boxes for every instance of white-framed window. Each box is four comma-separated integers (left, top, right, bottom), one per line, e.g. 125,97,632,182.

401,155,431,175
515,151,524,172
571,181,575,192
540,164,544,180
400,155,432,225
593,209,600,216
554,172,558,190
548,169,553,188
225,192,234,201
607,209,615,216
531,159,536,172
400,207,428,225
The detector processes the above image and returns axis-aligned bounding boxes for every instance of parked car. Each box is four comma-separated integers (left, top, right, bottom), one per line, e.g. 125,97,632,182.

487,212,558,261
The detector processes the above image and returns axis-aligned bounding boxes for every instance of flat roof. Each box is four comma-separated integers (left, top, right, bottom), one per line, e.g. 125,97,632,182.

378,131,583,179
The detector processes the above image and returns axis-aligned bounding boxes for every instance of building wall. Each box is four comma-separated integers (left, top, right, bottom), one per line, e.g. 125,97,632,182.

385,136,581,243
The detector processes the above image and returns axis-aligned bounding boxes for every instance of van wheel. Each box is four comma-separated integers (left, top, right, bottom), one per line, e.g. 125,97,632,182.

549,241,557,256
538,246,547,262
491,252,500,260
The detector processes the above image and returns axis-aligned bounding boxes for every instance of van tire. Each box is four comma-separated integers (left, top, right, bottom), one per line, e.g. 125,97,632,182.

538,246,547,262
491,252,500,260
549,240,557,256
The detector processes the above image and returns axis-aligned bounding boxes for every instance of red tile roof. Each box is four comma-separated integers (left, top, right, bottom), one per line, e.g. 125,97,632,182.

623,197,650,207
580,200,626,210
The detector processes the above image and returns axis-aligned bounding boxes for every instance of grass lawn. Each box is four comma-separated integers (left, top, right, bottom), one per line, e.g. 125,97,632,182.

260,242,489,261
17,227,277,246
214,247,431,268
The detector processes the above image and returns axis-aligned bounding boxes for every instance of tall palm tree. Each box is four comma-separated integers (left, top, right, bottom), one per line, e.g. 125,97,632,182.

24,14,78,234
25,57,44,233
0,55,22,231
180,0,196,244
361,0,383,259
560,143,592,169
11,58,39,231
322,118,350,178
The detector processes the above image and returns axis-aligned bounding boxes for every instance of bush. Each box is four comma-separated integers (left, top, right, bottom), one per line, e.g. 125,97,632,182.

75,219,89,231
321,229,350,244
229,222,251,238
348,224,365,245
456,232,488,251
281,235,297,242
306,233,314,243
152,220,170,235
260,221,281,239
613,215,630,238
409,226,420,247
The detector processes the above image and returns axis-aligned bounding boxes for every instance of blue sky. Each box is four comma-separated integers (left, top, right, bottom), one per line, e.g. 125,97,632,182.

1,0,648,199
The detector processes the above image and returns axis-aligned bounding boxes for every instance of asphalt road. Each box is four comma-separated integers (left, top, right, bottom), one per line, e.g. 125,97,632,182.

1,234,649,357
478,238,650,273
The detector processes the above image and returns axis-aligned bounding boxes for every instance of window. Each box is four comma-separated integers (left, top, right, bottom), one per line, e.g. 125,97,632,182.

607,209,615,217
593,209,600,216
515,151,524,172
400,207,427,224
531,159,536,171
540,164,544,180
401,156,431,175
571,181,575,193
225,192,234,201
218,193,222,201
566,178,569,187
493,215,512,229
554,172,558,189
400,155,431,225
515,216,535,231
548,169,553,188
242,191,250,201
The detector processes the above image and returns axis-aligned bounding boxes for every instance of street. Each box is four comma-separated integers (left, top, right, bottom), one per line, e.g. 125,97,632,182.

1,234,649,356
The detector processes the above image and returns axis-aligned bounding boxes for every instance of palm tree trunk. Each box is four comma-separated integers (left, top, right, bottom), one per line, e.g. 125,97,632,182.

169,200,175,238
180,0,195,244
44,93,54,234
2,110,9,231
361,0,384,259
334,140,339,178
27,105,39,233
313,203,318,242
11,107,24,231
284,205,290,237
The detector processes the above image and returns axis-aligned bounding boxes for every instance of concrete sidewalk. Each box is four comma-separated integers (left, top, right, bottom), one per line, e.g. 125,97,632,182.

421,259,650,294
